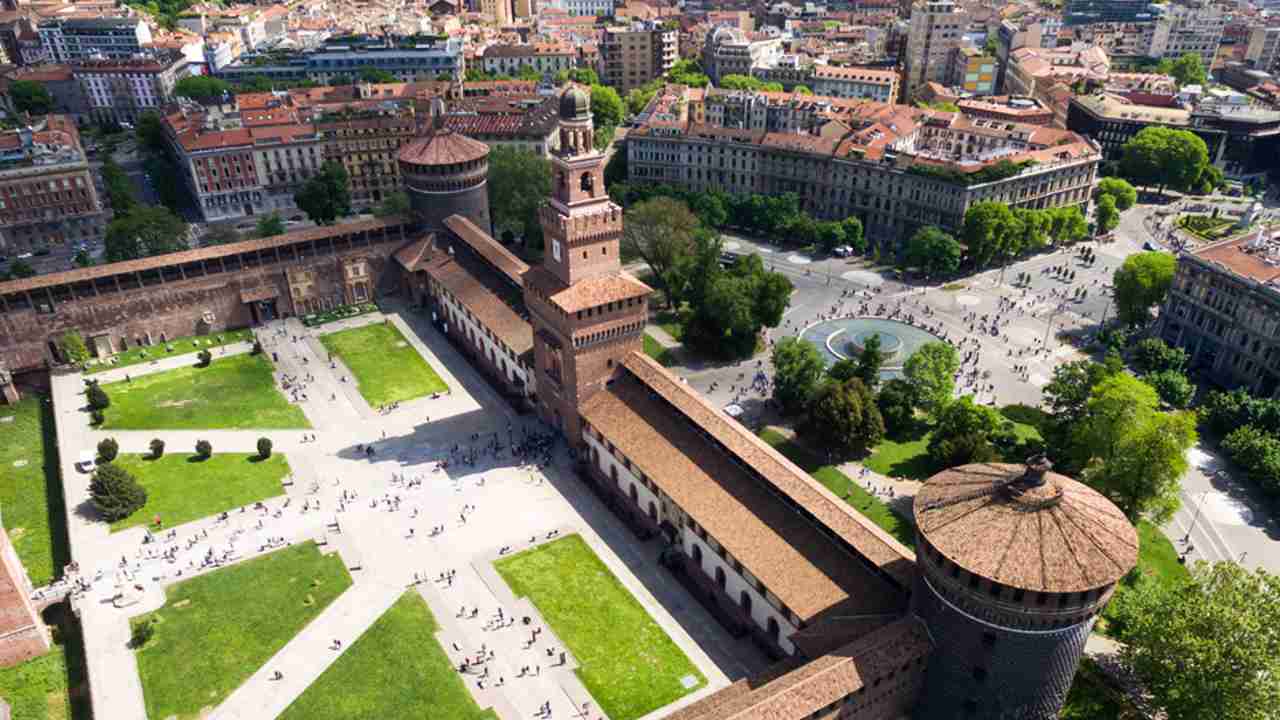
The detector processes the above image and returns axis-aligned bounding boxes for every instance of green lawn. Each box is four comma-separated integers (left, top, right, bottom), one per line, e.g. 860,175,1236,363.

132,542,352,720
0,604,92,720
108,453,290,532
279,591,497,720
494,535,704,720
759,429,916,548
653,309,685,342
1061,658,1138,719
99,353,309,430
643,333,676,367
319,323,447,406
862,413,1043,481
84,330,254,375
0,396,69,586
1100,519,1189,637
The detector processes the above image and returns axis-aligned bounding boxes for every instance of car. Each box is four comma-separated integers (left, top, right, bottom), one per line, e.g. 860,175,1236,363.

832,245,854,257
77,450,96,473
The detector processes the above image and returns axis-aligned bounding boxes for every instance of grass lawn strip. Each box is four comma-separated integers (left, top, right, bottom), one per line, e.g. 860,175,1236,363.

642,333,675,367
100,353,309,430
0,604,91,720
319,323,448,406
0,396,69,586
759,429,916,548
278,591,497,720
132,542,353,720
1099,519,1188,637
495,535,705,720
108,453,290,532
84,329,254,375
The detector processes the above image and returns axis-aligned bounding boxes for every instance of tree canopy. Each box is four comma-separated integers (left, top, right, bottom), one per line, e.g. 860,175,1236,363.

803,378,884,457
9,80,53,116
1120,126,1209,194
622,196,700,305
294,160,351,225
772,337,827,415
1113,251,1176,325
718,74,783,92
903,341,960,417
488,147,552,245
962,201,1019,268
174,75,233,100
666,59,710,88
104,206,189,262
1096,177,1137,211
1157,52,1208,88
255,213,286,238
1095,194,1120,235
90,463,147,522
904,226,961,278
927,395,1010,466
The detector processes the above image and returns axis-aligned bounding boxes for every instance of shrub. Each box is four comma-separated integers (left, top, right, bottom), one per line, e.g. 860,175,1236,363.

90,463,147,522
97,437,119,463
257,437,272,459
90,409,105,426
195,439,212,459
129,619,155,649
197,349,212,367
87,383,111,411
149,438,165,459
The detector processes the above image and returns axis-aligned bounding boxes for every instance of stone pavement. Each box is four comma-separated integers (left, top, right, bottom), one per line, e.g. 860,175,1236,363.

46,310,746,720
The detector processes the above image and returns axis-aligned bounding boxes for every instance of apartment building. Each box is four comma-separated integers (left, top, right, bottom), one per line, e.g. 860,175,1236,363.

701,25,783,85
1245,23,1280,74
36,15,150,63
947,44,996,96
481,43,577,76
903,0,968,102
811,64,899,102
72,50,190,124
1064,0,1160,26
543,0,614,17
1148,2,1225,68
218,36,464,85
0,116,105,255
600,21,678,93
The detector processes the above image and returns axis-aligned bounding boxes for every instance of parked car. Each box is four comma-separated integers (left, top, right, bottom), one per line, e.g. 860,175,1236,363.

833,245,854,257
77,450,96,473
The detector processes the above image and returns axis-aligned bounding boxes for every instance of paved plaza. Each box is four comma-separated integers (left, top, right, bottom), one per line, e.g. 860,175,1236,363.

40,307,761,720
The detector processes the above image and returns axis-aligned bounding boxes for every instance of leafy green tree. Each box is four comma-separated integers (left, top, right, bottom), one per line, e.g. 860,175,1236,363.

962,201,1018,268
684,252,790,359
1084,409,1194,523
927,396,1010,466
718,74,782,91
373,191,410,217
7,259,35,279
793,84,813,95
590,84,625,132
666,59,710,88
1146,369,1194,409
294,160,351,225
73,250,94,268
687,190,729,229
1046,205,1089,245
1121,126,1209,194
1194,164,1225,195
174,75,233,99
358,67,397,83
487,147,552,244
104,206,189,262
135,111,167,153
854,333,884,388
772,337,827,415
1042,357,1122,424
1222,425,1280,495
9,79,53,115
97,437,119,462
827,358,859,383
101,157,137,217
625,85,660,115
255,212,286,238
90,463,147,522
1157,52,1208,88
150,438,165,459
1110,561,1280,720
202,224,241,246
60,331,91,365
1113,251,1176,325
622,197,699,305
1070,373,1160,467
1096,177,1137,211
877,378,916,436
905,226,961,277
903,342,960,417
87,383,110,411
841,216,866,254
1095,195,1120,235
1133,337,1187,374
803,378,884,457
257,437,273,459
814,221,846,253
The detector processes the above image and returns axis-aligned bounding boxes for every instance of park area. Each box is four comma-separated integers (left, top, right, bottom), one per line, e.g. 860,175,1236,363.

319,323,448,406
0,396,68,587
107,453,291,532
131,542,352,720
278,591,496,720
98,353,310,430
494,535,705,720
83,330,254,375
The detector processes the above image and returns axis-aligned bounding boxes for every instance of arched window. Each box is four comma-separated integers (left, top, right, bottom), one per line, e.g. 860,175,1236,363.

692,543,703,568
715,566,726,590
740,590,752,614
648,501,657,522
580,171,594,196
629,484,638,504
610,465,619,486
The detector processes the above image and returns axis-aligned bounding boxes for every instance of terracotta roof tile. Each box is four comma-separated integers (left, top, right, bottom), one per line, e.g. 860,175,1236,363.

525,270,651,314
420,239,533,357
442,214,528,285
398,127,490,166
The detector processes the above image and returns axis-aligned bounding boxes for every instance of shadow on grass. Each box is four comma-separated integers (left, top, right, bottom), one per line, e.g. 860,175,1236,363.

39,396,72,581
43,602,93,720
247,455,270,464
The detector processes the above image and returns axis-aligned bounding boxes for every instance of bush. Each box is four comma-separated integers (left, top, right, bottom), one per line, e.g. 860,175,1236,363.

877,378,916,437
90,409,105,426
257,437,272,459
197,349,212,367
87,383,111,411
129,619,155,649
97,437,119,463
149,438,165,459
90,463,147,522
252,340,264,355
1147,369,1194,408
195,439,212,459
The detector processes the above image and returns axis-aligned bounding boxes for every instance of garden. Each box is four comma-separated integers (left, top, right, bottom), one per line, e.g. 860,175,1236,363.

300,301,379,328
319,323,448,406
83,329,255,375
1176,213,1235,241
106,451,290,531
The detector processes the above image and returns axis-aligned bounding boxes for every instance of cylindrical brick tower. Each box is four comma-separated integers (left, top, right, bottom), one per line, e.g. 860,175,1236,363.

397,97,492,234
911,457,1138,720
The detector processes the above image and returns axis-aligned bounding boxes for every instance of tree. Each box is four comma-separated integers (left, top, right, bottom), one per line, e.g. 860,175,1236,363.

772,337,827,415
101,157,137,217
135,111,167,153
1109,562,1280,720
905,226,961,277
877,378,916,436
622,197,699,305
73,250,94,268
60,331,91,366
718,74,782,92
202,224,241,246
1046,205,1089,245
9,79,53,115
87,383,111,411
1133,337,1187,374
854,333,884,388
255,212,286,238
1094,194,1120,235
1194,164,1225,195
1084,409,1194,523
1121,126,1209,194
590,85,624,133
827,358,859,383
794,84,813,94
8,259,35,279
1147,369,1194,408
903,342,960,417
257,437,273,459
97,437,119,463
1157,52,1208,88
962,201,1019,268
1070,373,1160,467
358,67,397,83
814,221,846,253
666,59,710,88
374,191,410,217
927,396,1009,466
841,216,866,254
1113,251,1176,325
149,438,165,459
1096,177,1137,211
104,206,189,262
803,378,884,457
556,68,600,85
294,160,351,226
487,147,552,244
174,75,233,100
90,463,147,522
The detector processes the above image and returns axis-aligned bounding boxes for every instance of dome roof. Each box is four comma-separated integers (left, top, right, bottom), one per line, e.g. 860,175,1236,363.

398,127,489,166
560,85,591,121
711,25,747,45
913,459,1138,594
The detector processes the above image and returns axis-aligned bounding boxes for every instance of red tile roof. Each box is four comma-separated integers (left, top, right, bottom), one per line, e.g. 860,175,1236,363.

398,127,490,166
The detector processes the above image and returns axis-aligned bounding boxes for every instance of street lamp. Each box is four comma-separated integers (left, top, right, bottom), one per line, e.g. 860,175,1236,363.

1182,489,1210,544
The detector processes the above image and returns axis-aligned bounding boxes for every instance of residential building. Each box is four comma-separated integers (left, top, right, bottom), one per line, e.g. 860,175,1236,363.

1245,23,1280,74
544,0,614,17
482,43,577,76
1004,43,1116,125
956,95,1055,125
1063,0,1160,27
903,0,968,102
0,115,106,255
444,93,561,156
72,50,190,124
811,64,899,101
0,65,88,120
1148,2,1225,68
947,43,996,96
600,21,678,93
36,15,151,63
218,36,464,85
701,25,784,85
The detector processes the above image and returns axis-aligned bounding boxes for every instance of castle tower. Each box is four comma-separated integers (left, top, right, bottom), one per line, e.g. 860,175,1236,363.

910,457,1139,719
524,86,650,439
397,97,492,234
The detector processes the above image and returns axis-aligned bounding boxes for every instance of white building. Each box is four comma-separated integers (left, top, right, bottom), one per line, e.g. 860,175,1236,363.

72,50,189,124
1148,2,1224,68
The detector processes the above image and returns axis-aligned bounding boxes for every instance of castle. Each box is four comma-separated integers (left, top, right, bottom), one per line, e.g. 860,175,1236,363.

0,87,1138,719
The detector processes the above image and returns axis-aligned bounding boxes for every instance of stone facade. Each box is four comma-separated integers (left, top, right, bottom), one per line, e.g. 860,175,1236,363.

0,524,48,668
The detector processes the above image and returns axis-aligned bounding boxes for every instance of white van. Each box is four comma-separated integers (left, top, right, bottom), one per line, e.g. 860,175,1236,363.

77,450,96,473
